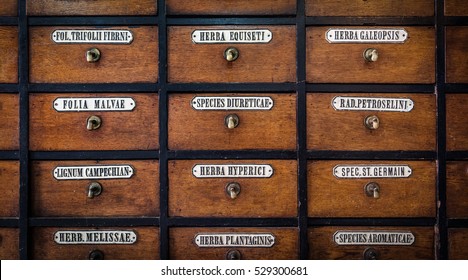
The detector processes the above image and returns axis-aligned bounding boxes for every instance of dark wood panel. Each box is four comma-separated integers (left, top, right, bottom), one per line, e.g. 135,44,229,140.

449,229,468,260
446,94,468,151
0,95,19,150
447,161,468,218
445,0,468,16
167,0,296,15
0,27,18,84
0,161,19,217
0,0,17,16
0,228,19,260
447,27,468,83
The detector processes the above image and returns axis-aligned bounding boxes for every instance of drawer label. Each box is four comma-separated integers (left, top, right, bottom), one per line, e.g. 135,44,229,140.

51,29,134,44
332,97,414,112
194,233,275,248
192,164,274,178
326,28,408,43
192,29,272,44
53,97,136,112
191,96,274,110
333,231,415,246
333,165,412,178
53,165,134,180
54,230,137,245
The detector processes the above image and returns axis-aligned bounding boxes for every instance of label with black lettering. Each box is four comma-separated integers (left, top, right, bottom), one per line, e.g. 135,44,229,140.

53,165,134,180
54,230,137,245
332,97,414,112
194,233,275,248
191,96,274,110
326,28,408,43
192,164,274,178
333,165,412,178
53,97,136,112
333,231,415,246
51,30,134,44
192,29,272,44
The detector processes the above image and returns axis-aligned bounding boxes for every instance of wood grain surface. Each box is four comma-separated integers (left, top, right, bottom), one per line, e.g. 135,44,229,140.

447,161,468,218
307,93,436,151
0,94,19,150
0,228,19,260
0,27,18,83
446,94,468,151
447,27,468,83
169,94,296,150
307,27,435,83
445,0,468,16
168,160,297,217
31,160,159,217
449,229,468,259
32,227,159,260
308,161,436,217
0,0,17,16
309,226,434,259
27,0,157,16
0,161,19,217
29,93,159,151
170,227,299,260
30,26,158,83
168,26,296,83
167,0,296,15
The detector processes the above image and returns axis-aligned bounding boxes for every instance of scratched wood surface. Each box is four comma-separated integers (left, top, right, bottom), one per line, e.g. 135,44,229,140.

31,160,159,217
29,93,158,151
170,227,299,260
446,161,468,218
307,93,436,151
32,227,159,260
0,27,18,83
0,0,17,16
169,160,297,218
448,229,468,259
309,226,434,260
0,161,19,217
0,94,19,150
445,0,468,16
27,0,157,15
30,26,158,83
167,0,296,15
168,26,296,83
446,94,468,151
307,27,435,83
0,228,19,260
308,161,436,217
447,27,468,83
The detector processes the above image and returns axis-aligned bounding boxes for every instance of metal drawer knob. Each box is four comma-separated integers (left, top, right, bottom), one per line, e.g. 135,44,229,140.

87,115,102,130
88,182,102,199
226,182,241,199
89,249,104,260
225,114,240,129
364,115,380,130
226,250,242,260
364,182,380,199
86,48,101,63
363,48,379,62
363,248,379,260
224,47,239,62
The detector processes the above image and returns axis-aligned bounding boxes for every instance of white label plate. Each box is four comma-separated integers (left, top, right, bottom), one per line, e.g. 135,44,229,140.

51,29,134,44
332,97,414,112
53,165,134,180
192,164,274,178
54,230,137,245
326,28,408,43
333,231,415,246
194,233,275,248
191,96,274,110
53,97,136,112
192,29,272,44
333,165,412,178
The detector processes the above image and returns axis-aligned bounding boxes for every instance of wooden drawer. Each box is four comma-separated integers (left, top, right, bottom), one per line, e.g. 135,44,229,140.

306,0,434,16
0,161,19,217
32,227,159,260
447,27,468,83
31,160,159,217
307,93,436,151
0,0,17,16
309,227,434,260
0,27,18,83
168,26,296,83
168,160,297,217
447,161,468,218
170,227,299,260
30,26,158,83
27,0,157,16
449,229,468,260
0,228,19,260
167,0,296,15
306,27,435,84
445,0,468,16
30,93,158,151
169,94,296,150
308,161,436,218
447,94,468,151
0,94,19,150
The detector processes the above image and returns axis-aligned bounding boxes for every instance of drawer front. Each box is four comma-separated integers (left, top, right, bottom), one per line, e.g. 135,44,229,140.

307,27,435,83
308,161,436,217
169,94,296,150
31,160,159,217
0,228,19,260
447,27,468,83
445,0,468,16
167,0,296,15
32,227,159,260
447,94,468,151
169,160,297,217
0,94,19,150
449,229,468,260
0,161,19,217
447,161,468,218
0,27,18,83
309,227,434,260
27,0,157,16
170,228,299,260
30,26,158,83
0,0,17,16
168,26,296,83
307,93,436,151
306,0,434,17
30,94,159,151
